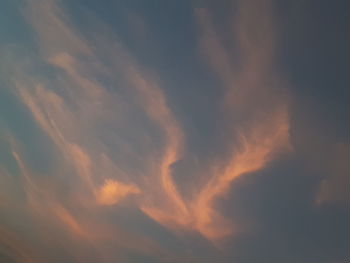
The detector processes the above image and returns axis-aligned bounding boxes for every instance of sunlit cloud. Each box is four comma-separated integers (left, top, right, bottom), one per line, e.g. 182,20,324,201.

2,0,294,261
15,0,291,240
142,1,291,240
4,0,192,261
97,179,140,206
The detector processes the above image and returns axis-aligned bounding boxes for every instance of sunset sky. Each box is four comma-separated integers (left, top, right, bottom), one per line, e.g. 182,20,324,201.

1,0,350,262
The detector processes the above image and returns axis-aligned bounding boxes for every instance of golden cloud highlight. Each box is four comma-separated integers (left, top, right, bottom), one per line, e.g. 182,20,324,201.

97,179,140,206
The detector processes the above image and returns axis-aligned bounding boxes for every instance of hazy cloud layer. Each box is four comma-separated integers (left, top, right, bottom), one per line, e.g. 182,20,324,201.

1,0,349,262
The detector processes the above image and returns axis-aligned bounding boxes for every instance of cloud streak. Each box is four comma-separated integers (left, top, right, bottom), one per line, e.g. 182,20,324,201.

2,0,292,261
143,1,291,240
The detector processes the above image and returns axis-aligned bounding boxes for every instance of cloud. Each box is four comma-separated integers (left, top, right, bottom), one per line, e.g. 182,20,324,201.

0,226,42,263
290,97,350,206
189,1,291,240
125,1,291,241
4,0,193,261
315,143,350,205
3,0,293,261
25,0,90,58
97,179,140,206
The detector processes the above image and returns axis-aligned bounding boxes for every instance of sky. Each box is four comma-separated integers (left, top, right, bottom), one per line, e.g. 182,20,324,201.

0,0,350,262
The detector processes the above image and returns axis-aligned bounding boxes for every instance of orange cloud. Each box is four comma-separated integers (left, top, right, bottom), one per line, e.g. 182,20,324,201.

97,179,140,206
6,0,292,253
139,2,291,241
192,4,290,240
53,203,87,237
192,108,290,239
127,69,191,228
6,1,194,261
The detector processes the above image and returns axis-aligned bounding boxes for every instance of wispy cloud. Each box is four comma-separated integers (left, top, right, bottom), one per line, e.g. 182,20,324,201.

5,0,192,261
144,1,291,240
0,226,43,263
3,0,292,261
